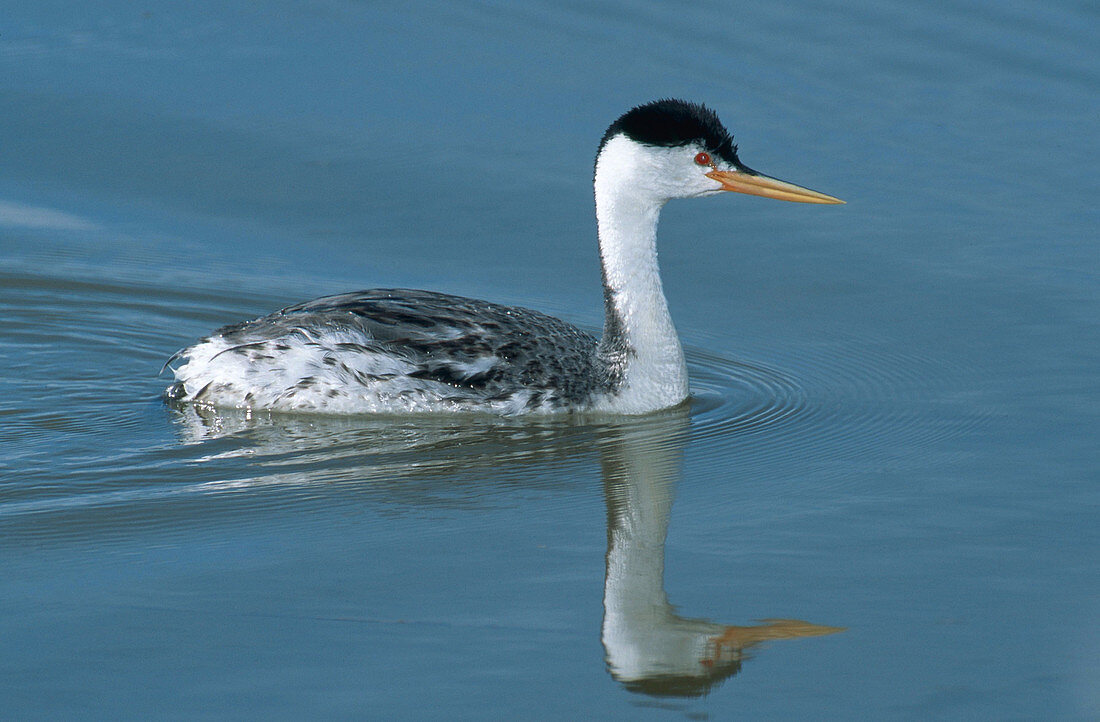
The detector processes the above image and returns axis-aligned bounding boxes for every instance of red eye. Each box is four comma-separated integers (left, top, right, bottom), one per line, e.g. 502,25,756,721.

694,152,712,166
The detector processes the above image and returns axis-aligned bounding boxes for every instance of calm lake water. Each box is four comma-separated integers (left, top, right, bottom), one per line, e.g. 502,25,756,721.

2,1,1097,718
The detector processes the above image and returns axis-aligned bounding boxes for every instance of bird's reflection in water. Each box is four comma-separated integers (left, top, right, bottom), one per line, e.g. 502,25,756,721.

599,408,842,697
169,402,843,698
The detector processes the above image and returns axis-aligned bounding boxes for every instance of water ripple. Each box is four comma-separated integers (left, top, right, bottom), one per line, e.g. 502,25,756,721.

684,334,990,478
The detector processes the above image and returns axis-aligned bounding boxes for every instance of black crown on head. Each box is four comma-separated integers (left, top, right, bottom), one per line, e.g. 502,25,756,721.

599,99,740,165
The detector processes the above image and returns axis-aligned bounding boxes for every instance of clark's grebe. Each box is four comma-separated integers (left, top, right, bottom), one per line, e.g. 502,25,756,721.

165,99,842,415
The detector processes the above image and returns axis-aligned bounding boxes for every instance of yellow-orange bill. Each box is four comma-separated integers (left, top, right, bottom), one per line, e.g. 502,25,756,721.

706,169,844,204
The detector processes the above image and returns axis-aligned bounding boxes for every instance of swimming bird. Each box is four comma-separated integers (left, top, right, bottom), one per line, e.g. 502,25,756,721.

164,99,842,415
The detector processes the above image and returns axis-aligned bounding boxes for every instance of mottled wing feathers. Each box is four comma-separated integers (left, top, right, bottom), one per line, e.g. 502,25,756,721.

186,289,610,411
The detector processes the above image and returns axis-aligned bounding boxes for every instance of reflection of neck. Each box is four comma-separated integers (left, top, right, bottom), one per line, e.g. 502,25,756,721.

603,436,676,631
601,417,716,683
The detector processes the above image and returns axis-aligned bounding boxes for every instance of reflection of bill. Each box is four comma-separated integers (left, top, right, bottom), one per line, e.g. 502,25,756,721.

600,408,843,697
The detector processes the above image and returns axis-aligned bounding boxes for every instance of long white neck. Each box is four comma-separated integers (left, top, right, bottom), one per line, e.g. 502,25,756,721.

594,137,689,413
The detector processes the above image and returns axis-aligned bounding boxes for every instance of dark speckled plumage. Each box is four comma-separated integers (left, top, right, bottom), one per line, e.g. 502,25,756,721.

195,289,622,410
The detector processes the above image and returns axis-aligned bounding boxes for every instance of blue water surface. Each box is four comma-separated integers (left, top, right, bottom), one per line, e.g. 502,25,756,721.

1,1,1097,719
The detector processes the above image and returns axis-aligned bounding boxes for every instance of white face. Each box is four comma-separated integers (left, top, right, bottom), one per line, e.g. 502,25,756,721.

594,133,732,203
